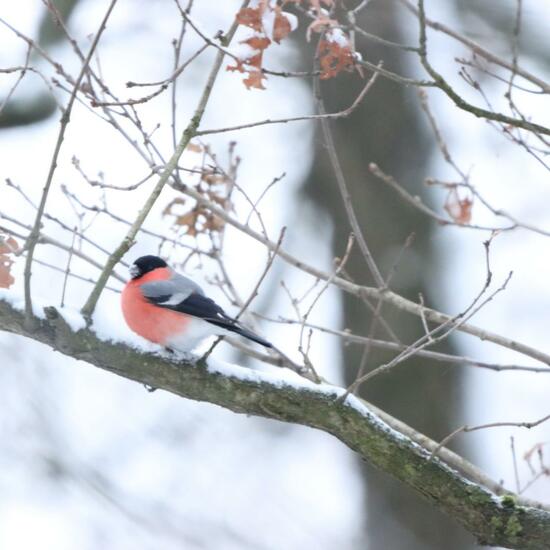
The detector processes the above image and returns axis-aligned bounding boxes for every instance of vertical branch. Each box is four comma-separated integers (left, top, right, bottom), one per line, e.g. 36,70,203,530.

511,436,521,494
505,0,523,115
60,226,77,307
23,0,119,326
80,1,248,320
351,233,415,392
313,64,385,288
171,0,195,150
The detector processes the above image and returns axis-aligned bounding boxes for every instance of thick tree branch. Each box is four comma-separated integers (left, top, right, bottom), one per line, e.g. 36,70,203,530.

0,297,549,549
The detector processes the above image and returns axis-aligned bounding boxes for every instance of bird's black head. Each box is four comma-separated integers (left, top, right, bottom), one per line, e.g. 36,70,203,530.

130,255,168,279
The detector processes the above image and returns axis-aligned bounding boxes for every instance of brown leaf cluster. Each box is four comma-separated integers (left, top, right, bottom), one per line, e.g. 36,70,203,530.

305,15,337,41
164,199,225,237
444,187,473,224
186,142,203,153
318,35,356,79
230,1,360,87
163,155,233,237
0,234,19,289
228,2,296,89
273,7,292,43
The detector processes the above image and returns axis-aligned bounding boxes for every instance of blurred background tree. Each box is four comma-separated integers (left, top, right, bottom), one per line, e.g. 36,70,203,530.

301,1,472,547
1,1,550,549
0,0,79,127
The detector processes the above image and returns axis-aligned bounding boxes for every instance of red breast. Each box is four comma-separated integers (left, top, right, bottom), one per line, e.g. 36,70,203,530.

121,267,190,345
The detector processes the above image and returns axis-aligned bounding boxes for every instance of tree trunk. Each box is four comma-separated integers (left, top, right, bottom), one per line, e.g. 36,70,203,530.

300,2,475,548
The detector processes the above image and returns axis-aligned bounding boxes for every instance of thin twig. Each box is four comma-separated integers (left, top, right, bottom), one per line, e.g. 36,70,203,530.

314,60,385,288
80,1,250,321
416,0,550,136
342,240,506,397
431,413,550,461
264,318,550,374
0,216,125,283
172,181,550,366
195,72,385,137
297,234,355,376
398,0,550,94
511,436,521,494
351,233,415,391
60,227,77,307
201,229,286,364
23,0,119,326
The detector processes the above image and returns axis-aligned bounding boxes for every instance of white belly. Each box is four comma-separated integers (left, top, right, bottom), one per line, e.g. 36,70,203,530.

165,317,229,351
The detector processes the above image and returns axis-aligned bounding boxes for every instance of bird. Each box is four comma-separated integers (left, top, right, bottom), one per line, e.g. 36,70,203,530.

121,255,272,352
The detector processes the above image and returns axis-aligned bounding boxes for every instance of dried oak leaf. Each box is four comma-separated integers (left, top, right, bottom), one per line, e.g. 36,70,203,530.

444,188,473,224
201,172,226,185
206,191,228,206
187,142,203,153
162,197,186,217
231,4,298,90
318,38,356,79
227,59,246,74
204,213,225,232
227,49,267,90
273,8,292,43
236,7,264,31
306,16,338,41
244,35,271,51
175,209,201,236
243,70,266,90
0,235,19,289
228,54,267,90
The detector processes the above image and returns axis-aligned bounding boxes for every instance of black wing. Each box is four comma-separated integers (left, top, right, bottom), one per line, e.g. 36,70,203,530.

148,292,272,348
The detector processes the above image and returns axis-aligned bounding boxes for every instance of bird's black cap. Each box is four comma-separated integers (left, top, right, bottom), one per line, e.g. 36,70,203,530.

130,255,168,279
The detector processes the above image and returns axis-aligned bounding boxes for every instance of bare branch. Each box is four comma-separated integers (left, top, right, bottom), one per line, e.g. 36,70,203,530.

195,71,383,137
398,0,550,94
80,1,249,321
432,413,550,462
314,62,385,287
173,182,550,366
416,0,550,136
23,0,119,327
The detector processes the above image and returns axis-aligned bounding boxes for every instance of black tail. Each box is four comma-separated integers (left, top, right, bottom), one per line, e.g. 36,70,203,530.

159,292,273,347
230,324,273,348
207,318,272,348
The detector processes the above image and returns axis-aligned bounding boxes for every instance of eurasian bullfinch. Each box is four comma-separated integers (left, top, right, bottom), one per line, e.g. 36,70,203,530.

121,255,272,352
